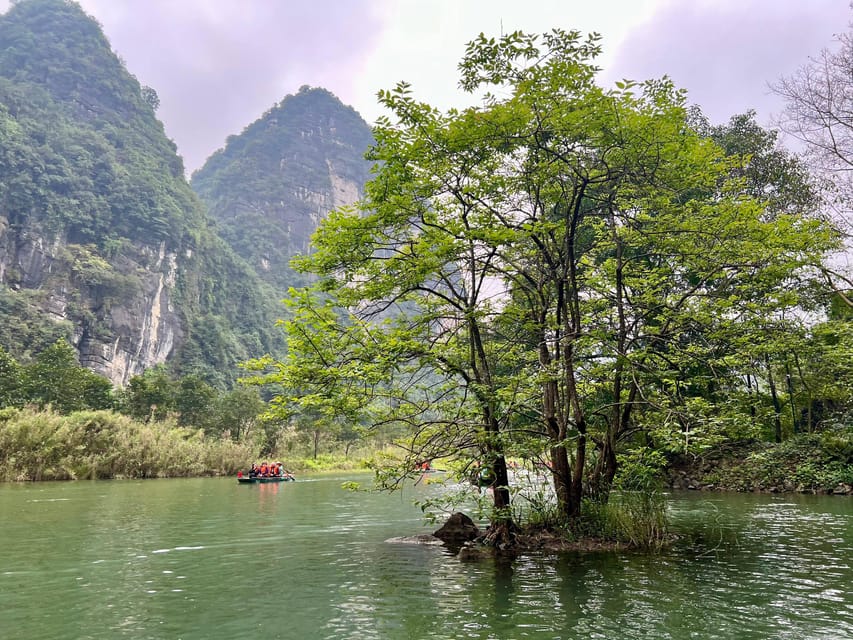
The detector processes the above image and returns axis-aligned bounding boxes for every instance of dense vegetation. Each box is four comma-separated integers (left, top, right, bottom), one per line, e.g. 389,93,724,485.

0,0,285,387
669,434,853,494
251,30,853,547
0,0,192,247
0,407,254,481
0,339,376,477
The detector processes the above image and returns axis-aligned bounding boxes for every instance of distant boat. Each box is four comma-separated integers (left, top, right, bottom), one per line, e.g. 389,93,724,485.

237,474,295,484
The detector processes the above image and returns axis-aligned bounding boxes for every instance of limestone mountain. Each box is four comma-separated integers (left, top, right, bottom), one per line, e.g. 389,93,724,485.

191,86,374,291
0,0,281,387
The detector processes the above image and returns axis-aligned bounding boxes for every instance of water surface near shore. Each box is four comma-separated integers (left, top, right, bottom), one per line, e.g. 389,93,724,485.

0,476,850,639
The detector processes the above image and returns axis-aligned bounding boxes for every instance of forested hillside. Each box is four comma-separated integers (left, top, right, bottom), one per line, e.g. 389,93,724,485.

0,0,283,387
191,86,373,291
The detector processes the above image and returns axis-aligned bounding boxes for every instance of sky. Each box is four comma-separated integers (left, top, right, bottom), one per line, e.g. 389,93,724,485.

0,0,849,173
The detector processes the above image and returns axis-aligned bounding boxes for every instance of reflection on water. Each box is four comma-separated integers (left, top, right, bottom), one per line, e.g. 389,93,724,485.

0,478,850,639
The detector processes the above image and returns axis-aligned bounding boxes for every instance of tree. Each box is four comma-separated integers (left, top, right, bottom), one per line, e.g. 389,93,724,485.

678,110,832,445
0,346,22,408
119,366,175,422
20,339,113,412
258,30,836,542
773,27,853,303
210,385,266,441
140,85,159,111
707,110,821,217
774,30,853,199
174,374,217,429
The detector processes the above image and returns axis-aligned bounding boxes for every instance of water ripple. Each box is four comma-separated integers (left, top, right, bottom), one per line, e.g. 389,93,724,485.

0,478,850,640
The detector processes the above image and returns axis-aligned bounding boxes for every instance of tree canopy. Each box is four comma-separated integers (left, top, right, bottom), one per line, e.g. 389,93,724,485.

250,30,837,542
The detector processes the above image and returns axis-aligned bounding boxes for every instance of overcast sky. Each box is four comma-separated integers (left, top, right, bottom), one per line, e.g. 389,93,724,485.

1,0,849,173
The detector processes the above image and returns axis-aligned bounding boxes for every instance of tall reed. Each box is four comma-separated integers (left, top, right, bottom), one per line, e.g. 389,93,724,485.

0,408,256,481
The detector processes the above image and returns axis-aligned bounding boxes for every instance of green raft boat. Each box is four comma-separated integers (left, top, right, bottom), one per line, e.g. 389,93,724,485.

237,474,295,484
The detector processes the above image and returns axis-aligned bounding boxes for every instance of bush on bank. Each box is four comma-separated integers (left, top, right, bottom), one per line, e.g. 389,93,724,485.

0,408,256,481
669,430,853,494
283,453,371,473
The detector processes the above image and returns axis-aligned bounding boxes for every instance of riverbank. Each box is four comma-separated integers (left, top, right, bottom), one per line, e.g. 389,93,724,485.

0,408,253,481
0,407,377,482
4,406,851,498
666,433,853,495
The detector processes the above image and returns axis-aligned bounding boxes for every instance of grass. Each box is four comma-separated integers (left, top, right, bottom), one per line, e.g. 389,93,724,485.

0,407,256,481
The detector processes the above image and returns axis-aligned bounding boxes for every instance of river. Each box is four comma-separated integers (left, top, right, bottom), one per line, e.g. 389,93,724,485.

0,474,850,639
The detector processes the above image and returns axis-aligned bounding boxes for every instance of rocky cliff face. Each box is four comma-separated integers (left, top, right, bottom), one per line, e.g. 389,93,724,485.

76,242,182,386
0,210,184,385
0,2,370,387
0,0,206,384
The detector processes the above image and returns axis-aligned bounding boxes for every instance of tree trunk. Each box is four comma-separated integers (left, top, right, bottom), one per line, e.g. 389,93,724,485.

784,359,801,434
591,434,618,501
550,444,574,519
745,372,757,421
765,355,783,443
482,517,518,549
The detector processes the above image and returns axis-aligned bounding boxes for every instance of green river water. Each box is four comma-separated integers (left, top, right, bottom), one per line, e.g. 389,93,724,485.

0,474,850,639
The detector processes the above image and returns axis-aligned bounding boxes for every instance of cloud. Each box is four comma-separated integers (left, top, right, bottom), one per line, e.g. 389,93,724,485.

2,0,849,171
77,0,384,172
346,0,665,125
604,0,850,126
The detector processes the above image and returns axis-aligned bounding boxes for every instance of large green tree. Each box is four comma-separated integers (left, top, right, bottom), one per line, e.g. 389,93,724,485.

257,30,835,540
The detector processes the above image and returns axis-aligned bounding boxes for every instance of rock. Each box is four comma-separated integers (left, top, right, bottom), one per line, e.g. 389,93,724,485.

457,543,495,562
385,534,444,545
433,512,481,545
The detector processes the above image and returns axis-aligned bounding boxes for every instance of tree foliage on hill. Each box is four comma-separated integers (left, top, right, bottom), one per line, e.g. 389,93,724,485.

0,288,73,359
0,0,193,246
172,242,287,388
0,340,112,412
252,30,837,542
0,0,284,385
191,86,374,291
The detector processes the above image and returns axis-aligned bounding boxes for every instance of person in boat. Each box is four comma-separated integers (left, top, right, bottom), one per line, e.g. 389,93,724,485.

249,463,259,478
259,462,269,477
